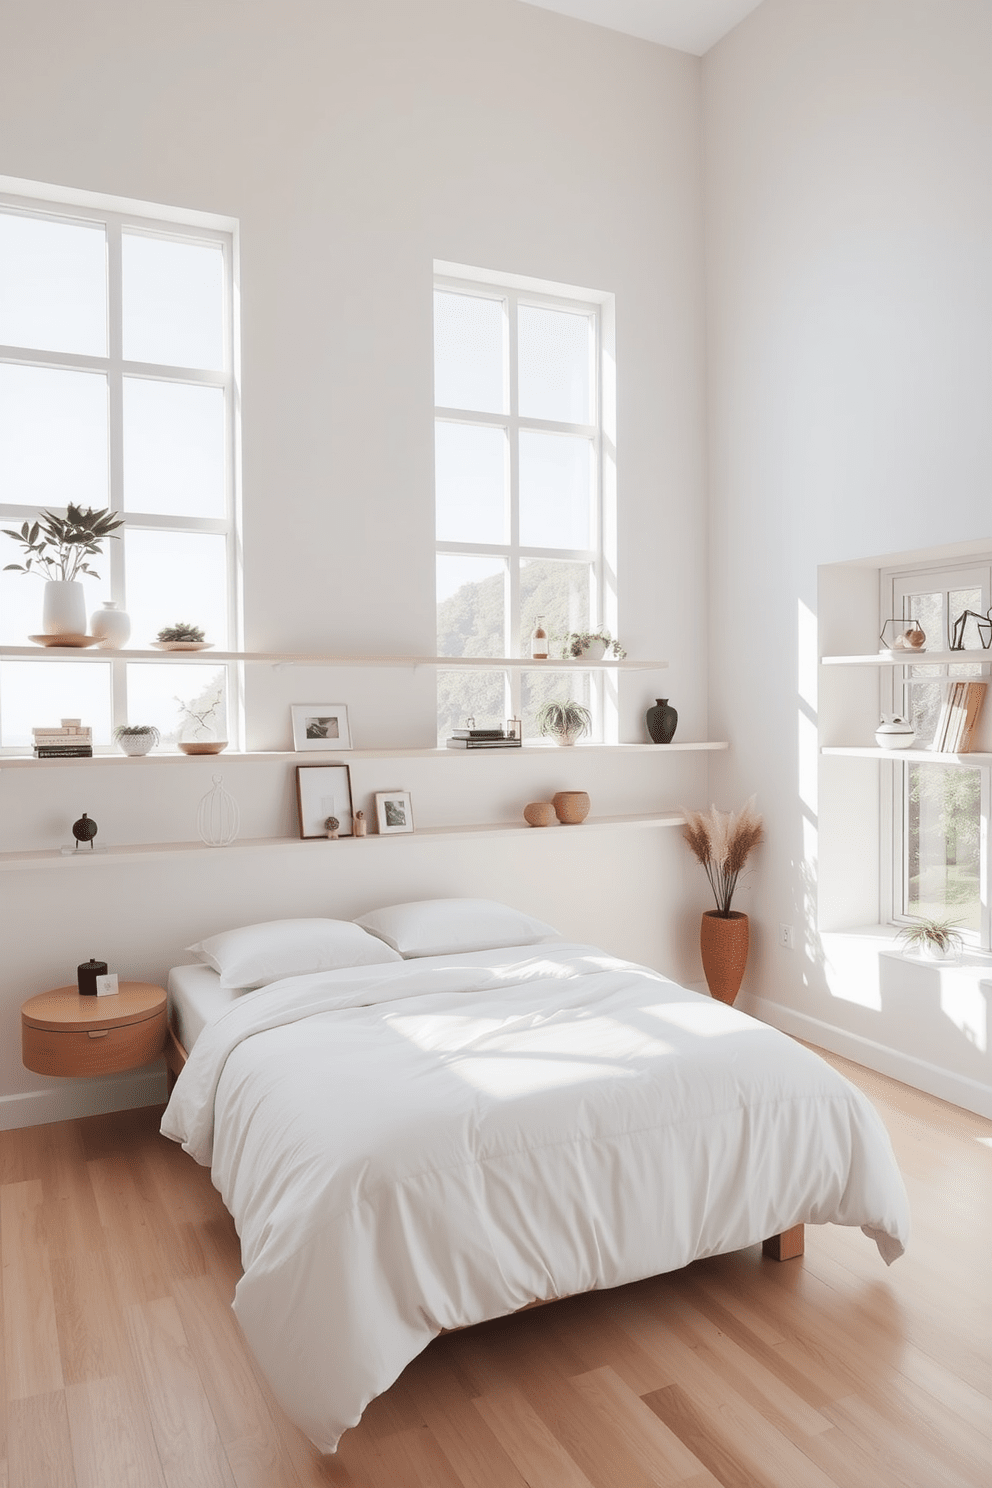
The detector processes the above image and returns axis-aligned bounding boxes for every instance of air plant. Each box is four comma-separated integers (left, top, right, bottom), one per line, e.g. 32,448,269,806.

534,699,593,744
896,917,963,958
682,796,764,916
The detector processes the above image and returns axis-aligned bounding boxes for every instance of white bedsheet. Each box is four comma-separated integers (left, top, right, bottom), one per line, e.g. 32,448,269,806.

161,944,910,1453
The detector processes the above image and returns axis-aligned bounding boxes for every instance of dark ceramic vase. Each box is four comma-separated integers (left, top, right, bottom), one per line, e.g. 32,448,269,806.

646,698,678,744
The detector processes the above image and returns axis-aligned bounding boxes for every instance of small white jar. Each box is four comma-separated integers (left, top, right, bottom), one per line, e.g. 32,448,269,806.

875,715,916,750
90,600,131,649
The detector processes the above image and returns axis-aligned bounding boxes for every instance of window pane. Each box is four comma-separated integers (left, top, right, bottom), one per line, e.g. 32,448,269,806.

435,422,506,544
124,530,228,648
520,557,592,657
0,660,111,748
519,431,593,550
0,530,107,643
122,232,224,370
125,663,227,746
0,211,106,356
437,555,506,657
123,378,225,517
521,667,594,743
0,364,108,508
436,669,507,741
518,305,591,424
434,292,504,413
905,763,981,932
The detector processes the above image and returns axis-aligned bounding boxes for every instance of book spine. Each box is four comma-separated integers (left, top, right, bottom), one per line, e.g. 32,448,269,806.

33,746,94,758
958,683,987,753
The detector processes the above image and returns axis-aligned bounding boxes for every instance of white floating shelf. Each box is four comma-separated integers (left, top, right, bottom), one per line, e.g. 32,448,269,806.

0,645,667,671
822,746,992,765
0,741,728,768
821,651,991,668
0,814,687,872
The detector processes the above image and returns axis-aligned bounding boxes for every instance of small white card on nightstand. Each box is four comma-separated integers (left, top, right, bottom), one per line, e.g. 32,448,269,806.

95,973,119,997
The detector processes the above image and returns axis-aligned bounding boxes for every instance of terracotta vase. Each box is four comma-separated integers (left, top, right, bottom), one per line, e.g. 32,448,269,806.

699,910,749,1004
552,790,590,825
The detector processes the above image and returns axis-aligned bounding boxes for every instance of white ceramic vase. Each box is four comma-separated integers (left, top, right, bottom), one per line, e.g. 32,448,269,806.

90,600,131,649
117,732,156,756
42,580,87,637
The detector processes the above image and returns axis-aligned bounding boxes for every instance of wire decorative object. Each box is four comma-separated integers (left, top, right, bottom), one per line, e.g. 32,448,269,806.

949,608,992,651
197,774,240,847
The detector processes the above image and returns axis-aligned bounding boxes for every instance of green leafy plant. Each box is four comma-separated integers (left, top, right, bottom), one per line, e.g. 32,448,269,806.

561,629,626,659
2,504,124,583
113,724,161,742
534,699,593,743
682,797,764,916
157,622,206,643
896,917,964,957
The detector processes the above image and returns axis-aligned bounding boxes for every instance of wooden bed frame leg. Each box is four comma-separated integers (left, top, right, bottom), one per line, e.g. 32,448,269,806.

762,1224,804,1261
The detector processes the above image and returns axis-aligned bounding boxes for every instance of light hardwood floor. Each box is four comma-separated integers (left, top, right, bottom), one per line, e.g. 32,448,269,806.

0,1049,989,1487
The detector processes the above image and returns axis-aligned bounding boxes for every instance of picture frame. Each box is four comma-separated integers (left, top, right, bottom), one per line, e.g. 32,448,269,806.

375,790,414,835
291,703,352,752
296,764,354,839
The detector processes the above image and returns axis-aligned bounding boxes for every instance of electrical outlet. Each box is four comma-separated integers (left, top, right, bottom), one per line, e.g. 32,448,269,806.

779,923,795,950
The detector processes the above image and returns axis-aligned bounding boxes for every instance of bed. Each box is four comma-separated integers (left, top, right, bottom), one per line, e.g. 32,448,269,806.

161,901,910,1454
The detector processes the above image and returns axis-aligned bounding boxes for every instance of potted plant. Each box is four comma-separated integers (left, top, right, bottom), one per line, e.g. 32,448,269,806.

534,699,593,746
155,622,208,650
113,724,161,757
2,504,125,637
561,630,626,661
897,917,963,962
682,797,764,1004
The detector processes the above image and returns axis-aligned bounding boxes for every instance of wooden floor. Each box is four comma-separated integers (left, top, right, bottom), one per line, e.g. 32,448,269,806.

0,1050,989,1488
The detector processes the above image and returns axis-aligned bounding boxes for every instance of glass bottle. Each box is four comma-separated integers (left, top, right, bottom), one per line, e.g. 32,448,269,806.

531,615,549,659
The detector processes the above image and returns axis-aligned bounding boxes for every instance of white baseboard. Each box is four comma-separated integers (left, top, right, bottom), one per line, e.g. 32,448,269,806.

745,995,992,1118
0,1067,168,1131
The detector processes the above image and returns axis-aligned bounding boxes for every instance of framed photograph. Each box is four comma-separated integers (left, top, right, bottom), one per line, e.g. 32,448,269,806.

291,703,352,752
296,764,354,839
375,790,414,835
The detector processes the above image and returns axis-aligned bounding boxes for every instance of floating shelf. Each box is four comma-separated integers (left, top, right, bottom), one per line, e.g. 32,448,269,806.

822,746,992,765
0,741,728,768
0,645,667,671
821,651,991,668
0,814,687,872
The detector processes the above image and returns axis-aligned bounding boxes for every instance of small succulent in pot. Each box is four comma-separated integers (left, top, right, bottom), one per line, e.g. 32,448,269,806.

534,699,593,746
157,622,205,643
896,917,964,960
113,724,161,757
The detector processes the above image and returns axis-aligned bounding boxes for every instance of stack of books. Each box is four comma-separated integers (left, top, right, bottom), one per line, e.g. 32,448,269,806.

32,723,93,759
446,728,521,750
930,682,987,754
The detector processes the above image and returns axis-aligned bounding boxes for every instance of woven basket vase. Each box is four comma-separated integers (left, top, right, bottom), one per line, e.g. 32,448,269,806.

699,910,749,1004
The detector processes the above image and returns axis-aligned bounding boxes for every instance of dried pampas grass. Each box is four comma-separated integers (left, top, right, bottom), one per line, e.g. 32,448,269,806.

682,796,763,916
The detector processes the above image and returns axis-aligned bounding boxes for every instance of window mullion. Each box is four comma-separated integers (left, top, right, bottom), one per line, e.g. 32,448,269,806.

507,292,520,724
105,217,127,727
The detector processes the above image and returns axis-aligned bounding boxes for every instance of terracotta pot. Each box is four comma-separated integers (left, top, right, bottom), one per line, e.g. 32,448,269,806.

523,801,556,827
700,910,749,1004
552,790,590,825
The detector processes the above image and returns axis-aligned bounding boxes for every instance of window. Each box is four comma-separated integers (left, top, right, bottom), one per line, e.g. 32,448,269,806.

883,561,990,943
433,266,615,742
0,180,239,752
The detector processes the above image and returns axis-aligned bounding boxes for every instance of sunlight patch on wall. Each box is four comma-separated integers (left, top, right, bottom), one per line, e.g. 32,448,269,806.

822,935,882,1011
941,980,988,1053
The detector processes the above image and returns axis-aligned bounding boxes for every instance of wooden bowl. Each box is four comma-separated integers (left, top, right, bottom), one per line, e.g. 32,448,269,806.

552,790,590,825
178,741,228,755
523,801,556,827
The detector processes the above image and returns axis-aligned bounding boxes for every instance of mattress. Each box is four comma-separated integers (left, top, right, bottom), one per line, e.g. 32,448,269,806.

167,962,240,1052
162,942,910,1453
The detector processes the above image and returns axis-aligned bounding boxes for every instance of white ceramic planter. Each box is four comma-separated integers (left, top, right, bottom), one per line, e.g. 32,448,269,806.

42,580,87,637
116,732,156,756
90,600,131,649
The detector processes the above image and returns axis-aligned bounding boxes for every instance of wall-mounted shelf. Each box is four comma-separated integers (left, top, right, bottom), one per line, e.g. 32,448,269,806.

0,741,728,768
0,644,668,671
0,813,687,872
821,651,991,668
822,746,992,766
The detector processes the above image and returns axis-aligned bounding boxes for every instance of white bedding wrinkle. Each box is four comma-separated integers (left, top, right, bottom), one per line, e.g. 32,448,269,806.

161,944,910,1454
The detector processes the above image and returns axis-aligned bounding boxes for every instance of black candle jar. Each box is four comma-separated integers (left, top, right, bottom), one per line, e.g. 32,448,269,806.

77,959,108,996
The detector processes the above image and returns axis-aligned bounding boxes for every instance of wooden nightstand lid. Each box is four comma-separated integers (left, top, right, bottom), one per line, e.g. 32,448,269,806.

22,982,166,1032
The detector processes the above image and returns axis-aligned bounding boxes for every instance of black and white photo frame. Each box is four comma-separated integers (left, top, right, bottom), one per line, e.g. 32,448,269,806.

297,764,354,839
375,790,414,835
291,703,352,752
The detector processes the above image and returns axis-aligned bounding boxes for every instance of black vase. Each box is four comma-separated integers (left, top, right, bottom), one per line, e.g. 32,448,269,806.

646,698,678,744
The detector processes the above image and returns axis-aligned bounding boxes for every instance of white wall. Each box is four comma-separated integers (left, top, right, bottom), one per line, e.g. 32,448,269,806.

703,0,992,1112
0,0,712,1124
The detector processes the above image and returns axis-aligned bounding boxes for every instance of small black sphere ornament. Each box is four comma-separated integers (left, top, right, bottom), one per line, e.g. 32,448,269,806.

646,698,678,744
72,812,98,850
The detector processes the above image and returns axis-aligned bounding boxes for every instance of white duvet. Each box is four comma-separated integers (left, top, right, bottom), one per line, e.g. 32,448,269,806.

161,944,910,1453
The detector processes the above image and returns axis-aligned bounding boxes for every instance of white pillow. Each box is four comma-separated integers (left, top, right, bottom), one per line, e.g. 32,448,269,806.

354,898,560,959
187,917,401,989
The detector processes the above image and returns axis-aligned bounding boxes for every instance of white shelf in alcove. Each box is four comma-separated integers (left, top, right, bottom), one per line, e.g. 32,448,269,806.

0,645,667,671
0,814,687,872
821,746,992,765
0,741,728,768
821,651,992,667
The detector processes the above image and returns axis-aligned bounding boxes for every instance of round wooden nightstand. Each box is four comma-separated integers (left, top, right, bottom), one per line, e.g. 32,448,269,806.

21,982,168,1078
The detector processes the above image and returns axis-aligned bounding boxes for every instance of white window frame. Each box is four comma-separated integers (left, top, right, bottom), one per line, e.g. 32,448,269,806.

433,262,617,740
0,176,241,751
881,558,991,947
